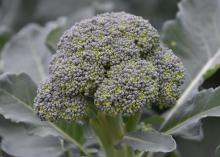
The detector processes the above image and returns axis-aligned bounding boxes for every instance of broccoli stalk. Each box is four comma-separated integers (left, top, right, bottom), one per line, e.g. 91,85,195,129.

34,12,185,157
90,113,128,157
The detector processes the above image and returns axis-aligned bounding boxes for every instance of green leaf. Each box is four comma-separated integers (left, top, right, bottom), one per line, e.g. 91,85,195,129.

46,27,63,53
215,145,220,157
162,0,220,87
0,72,63,137
33,0,94,22
0,19,65,84
0,73,58,130
119,130,176,153
0,27,10,51
0,73,91,156
0,147,14,157
161,87,220,136
176,117,220,157
0,0,38,32
0,73,44,125
0,115,76,157
144,115,164,126
203,64,220,80
161,0,220,131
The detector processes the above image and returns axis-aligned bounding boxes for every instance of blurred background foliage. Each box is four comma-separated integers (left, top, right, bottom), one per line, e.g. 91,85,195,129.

0,0,179,34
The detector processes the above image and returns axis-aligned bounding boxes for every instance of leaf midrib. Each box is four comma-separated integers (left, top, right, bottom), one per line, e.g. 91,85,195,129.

0,88,33,111
124,135,165,146
164,105,220,134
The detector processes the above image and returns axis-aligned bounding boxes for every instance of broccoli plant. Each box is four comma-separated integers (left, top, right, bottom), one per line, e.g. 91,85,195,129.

1,0,220,156
34,12,184,157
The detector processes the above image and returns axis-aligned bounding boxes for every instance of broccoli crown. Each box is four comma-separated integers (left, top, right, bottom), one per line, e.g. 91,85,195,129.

34,12,184,121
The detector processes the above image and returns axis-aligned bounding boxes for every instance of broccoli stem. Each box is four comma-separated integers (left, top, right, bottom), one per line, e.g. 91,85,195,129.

90,112,134,157
125,112,142,132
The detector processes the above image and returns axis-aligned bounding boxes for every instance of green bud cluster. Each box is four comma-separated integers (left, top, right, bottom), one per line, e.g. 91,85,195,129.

34,12,184,121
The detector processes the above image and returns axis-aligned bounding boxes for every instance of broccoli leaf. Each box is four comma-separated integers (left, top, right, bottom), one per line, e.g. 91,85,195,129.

0,73,39,123
0,27,10,51
0,73,54,128
46,27,63,53
161,86,220,136
118,130,176,153
0,115,77,157
0,0,38,32
162,0,220,89
215,144,220,157
0,19,65,84
176,118,220,157
161,0,220,133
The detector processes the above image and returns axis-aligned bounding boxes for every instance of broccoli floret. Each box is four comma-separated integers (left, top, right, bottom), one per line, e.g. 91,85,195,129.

34,12,185,121
95,60,159,116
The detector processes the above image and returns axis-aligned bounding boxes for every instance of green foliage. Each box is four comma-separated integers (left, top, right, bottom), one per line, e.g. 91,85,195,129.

0,28,10,51
0,19,65,83
162,0,220,88
161,0,220,137
119,130,176,153
0,115,76,157
161,87,220,134
46,27,63,53
176,118,220,157
160,0,220,156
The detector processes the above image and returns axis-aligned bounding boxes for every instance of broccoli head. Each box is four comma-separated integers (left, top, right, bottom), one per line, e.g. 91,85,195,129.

34,12,185,121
